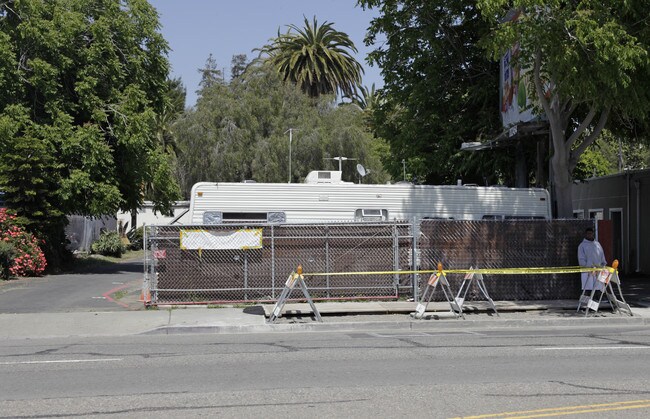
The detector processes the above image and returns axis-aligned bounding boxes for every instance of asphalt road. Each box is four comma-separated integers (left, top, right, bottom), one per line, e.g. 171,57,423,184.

0,325,649,418
0,259,144,313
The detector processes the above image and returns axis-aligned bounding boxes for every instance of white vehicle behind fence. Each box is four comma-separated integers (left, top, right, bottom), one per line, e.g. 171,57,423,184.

188,170,552,224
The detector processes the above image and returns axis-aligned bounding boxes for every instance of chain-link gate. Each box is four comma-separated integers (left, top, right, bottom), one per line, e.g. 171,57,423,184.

143,219,594,306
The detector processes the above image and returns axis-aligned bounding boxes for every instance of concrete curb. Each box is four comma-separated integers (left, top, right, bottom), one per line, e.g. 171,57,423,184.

145,311,649,335
1,303,647,340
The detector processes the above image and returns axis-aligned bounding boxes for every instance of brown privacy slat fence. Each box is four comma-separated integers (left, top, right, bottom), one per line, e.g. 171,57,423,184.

143,219,594,305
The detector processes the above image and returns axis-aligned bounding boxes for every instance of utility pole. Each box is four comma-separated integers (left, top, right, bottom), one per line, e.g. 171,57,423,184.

285,128,295,183
402,159,406,181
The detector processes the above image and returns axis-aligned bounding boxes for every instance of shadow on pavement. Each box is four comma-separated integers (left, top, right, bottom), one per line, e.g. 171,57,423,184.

55,259,144,276
243,306,266,316
619,274,650,308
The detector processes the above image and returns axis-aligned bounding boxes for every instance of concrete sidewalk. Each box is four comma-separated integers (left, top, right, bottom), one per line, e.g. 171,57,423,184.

1,300,649,339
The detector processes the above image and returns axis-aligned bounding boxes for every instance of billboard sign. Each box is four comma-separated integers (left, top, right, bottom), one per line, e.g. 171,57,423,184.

499,11,548,129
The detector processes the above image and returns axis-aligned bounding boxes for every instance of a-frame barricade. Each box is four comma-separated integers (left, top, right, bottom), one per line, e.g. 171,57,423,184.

453,267,499,316
578,261,633,317
267,265,322,323
412,263,464,320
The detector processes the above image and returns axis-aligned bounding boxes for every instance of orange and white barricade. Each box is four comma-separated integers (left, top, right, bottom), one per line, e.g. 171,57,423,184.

268,265,322,323
579,260,633,317
412,263,463,320
452,267,499,316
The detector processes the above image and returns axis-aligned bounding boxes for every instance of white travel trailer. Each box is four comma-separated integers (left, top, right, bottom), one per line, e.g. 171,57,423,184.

188,170,552,224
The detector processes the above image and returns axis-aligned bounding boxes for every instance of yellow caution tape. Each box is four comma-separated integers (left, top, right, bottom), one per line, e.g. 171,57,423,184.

305,266,615,277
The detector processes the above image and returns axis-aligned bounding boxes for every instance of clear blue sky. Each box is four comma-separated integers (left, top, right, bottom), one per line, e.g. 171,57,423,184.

148,0,384,108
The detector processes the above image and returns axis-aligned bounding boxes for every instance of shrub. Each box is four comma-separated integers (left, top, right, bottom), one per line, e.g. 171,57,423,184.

0,208,47,278
0,241,16,280
127,226,144,250
91,230,125,257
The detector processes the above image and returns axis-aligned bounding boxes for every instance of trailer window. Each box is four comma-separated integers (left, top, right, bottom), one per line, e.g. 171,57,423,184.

203,212,286,224
355,209,388,221
222,212,268,222
504,215,546,220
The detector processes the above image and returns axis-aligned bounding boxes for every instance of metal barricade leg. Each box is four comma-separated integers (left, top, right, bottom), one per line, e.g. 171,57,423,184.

268,271,322,324
412,273,462,320
605,272,633,316
412,275,439,319
577,272,596,313
298,276,322,322
474,273,499,316
584,287,600,317
453,278,471,315
454,268,498,317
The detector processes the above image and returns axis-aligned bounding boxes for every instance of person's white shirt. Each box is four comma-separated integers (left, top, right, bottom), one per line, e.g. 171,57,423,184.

578,238,607,291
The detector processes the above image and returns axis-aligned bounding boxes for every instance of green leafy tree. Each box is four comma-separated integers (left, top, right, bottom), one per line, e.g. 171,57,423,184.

358,1,518,186
198,53,224,91
0,0,179,269
574,130,650,180
478,1,650,217
173,62,388,195
258,16,364,98
230,54,249,80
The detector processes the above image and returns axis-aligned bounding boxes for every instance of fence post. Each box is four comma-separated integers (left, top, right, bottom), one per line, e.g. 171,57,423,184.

392,223,399,295
144,225,157,305
411,218,420,300
142,225,149,305
271,225,276,299
243,249,248,300
325,225,330,298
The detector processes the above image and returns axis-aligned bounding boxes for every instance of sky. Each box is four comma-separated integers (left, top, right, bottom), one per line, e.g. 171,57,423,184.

148,0,385,108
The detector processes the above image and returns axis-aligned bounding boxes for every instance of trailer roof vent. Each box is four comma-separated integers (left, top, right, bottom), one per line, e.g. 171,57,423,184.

303,170,350,184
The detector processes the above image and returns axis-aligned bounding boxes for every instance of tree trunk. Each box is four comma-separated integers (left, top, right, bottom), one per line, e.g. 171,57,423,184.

550,136,574,218
553,171,574,218
130,210,137,232
547,107,575,218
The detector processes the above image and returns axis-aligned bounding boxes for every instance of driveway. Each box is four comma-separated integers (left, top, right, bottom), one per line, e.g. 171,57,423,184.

1,257,648,314
0,259,144,313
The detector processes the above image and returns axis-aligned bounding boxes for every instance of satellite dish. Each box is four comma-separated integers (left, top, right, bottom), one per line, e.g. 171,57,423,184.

356,164,366,177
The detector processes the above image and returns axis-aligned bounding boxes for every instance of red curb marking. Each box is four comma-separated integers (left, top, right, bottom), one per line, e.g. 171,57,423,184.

102,283,131,309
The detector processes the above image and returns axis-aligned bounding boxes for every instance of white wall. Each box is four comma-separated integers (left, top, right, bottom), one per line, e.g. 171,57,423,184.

116,201,190,229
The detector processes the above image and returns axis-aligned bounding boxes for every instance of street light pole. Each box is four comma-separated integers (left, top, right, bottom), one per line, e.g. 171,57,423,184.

285,128,294,183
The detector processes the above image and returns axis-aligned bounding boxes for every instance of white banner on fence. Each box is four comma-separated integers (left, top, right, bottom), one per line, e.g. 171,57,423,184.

179,228,263,250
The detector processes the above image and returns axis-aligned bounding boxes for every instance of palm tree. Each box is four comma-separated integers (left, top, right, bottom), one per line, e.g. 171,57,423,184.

353,84,379,110
259,16,363,98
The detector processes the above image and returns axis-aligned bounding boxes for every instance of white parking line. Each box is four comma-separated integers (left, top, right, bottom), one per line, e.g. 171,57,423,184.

0,358,123,365
536,346,650,351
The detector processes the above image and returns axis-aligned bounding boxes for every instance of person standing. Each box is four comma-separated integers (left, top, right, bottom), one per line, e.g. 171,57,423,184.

578,227,607,294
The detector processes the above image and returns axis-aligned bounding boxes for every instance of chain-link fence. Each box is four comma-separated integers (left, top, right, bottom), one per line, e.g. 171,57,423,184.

143,219,594,305
417,219,593,300
144,222,413,304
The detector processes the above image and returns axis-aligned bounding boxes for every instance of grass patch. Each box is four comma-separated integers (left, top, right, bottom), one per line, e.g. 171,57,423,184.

112,290,128,300
93,249,144,263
